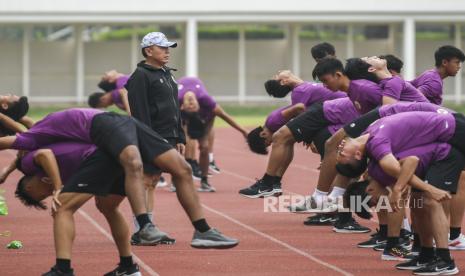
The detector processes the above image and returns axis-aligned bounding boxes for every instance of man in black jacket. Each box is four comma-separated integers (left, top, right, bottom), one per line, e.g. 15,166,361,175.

125,32,238,248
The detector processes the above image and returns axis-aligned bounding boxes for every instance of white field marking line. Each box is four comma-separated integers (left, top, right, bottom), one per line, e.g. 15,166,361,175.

201,204,353,276
214,142,320,174
78,210,159,276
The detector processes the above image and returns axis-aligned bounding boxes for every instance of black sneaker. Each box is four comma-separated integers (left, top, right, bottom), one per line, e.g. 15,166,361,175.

401,228,413,241
42,266,74,276
104,263,141,276
272,182,282,196
381,245,414,261
357,231,387,248
395,257,429,270
238,179,274,198
303,213,335,226
373,237,410,251
333,217,371,234
413,257,459,275
209,160,221,174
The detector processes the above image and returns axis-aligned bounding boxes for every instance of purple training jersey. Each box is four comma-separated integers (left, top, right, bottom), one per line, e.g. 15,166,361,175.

365,112,456,161
379,102,453,118
12,108,103,151
291,82,346,107
20,142,97,183
379,76,429,103
368,143,451,187
323,97,360,125
409,69,443,105
265,106,289,132
178,77,217,121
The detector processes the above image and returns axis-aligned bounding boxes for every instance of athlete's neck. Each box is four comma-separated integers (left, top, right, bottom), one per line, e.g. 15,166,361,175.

374,69,392,80
436,67,449,79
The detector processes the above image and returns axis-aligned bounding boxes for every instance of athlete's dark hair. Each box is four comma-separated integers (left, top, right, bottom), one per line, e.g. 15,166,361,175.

98,80,117,92
344,180,373,219
311,42,336,61
312,57,344,80
88,92,105,108
247,126,268,155
335,155,368,178
264,79,292,98
15,175,47,210
182,111,206,139
0,96,29,121
344,58,379,83
434,45,465,67
379,54,404,74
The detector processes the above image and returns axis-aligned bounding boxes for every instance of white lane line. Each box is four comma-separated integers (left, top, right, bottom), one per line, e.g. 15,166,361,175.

78,210,159,276
201,204,353,276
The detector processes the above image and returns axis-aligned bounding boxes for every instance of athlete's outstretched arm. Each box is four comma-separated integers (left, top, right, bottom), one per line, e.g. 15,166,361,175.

280,103,305,120
0,136,17,150
214,105,248,138
119,88,131,116
0,157,17,184
18,116,34,129
0,113,25,133
33,149,63,211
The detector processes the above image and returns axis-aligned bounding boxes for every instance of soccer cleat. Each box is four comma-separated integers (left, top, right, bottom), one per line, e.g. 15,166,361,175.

104,263,141,276
333,218,371,234
198,179,216,192
156,176,168,188
238,179,274,198
131,223,174,246
42,266,74,276
209,160,221,174
191,228,239,249
395,257,429,270
303,213,336,226
449,233,465,250
413,257,459,275
381,245,414,261
357,231,387,248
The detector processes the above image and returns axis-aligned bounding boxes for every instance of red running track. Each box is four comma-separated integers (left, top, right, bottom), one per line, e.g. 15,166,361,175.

1,128,465,275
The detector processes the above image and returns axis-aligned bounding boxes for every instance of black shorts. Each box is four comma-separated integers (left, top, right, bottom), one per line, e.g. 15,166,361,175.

90,112,139,159
449,113,465,155
313,127,332,159
286,103,330,144
343,108,381,138
424,147,465,194
62,149,125,196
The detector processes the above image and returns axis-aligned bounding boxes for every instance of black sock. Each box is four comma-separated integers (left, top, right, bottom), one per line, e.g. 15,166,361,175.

386,237,399,250
120,256,133,268
419,247,435,263
379,224,388,238
262,174,274,185
201,176,208,182
56,258,71,272
436,248,452,262
185,158,194,164
193,218,211,233
136,214,151,230
337,212,352,224
450,227,461,240
274,176,282,183
413,233,421,248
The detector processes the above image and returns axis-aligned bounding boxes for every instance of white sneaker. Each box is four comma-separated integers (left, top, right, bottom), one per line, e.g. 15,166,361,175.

156,176,168,188
449,233,465,250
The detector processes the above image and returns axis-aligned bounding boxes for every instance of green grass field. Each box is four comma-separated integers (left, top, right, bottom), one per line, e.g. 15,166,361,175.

25,102,465,129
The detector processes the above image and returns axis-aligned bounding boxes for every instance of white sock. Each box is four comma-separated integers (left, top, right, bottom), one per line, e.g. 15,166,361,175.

133,212,154,233
209,153,214,162
402,218,411,232
312,189,328,204
328,186,346,200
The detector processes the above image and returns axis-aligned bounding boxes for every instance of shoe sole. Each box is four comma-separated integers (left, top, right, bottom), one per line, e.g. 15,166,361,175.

131,236,176,246
381,254,408,261
396,265,426,270
333,227,371,234
413,268,458,275
191,240,239,249
239,191,275,198
198,188,216,192
357,243,386,248
449,246,465,250
303,221,333,226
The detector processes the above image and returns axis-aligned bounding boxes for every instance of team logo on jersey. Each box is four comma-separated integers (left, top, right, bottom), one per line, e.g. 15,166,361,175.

437,108,449,114
159,78,164,84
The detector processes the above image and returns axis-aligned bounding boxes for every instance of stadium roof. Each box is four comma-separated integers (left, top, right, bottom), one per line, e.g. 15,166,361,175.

1,0,465,23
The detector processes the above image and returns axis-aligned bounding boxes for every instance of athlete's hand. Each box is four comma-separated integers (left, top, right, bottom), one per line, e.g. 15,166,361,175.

51,188,62,215
388,189,401,212
176,143,185,156
427,187,452,202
